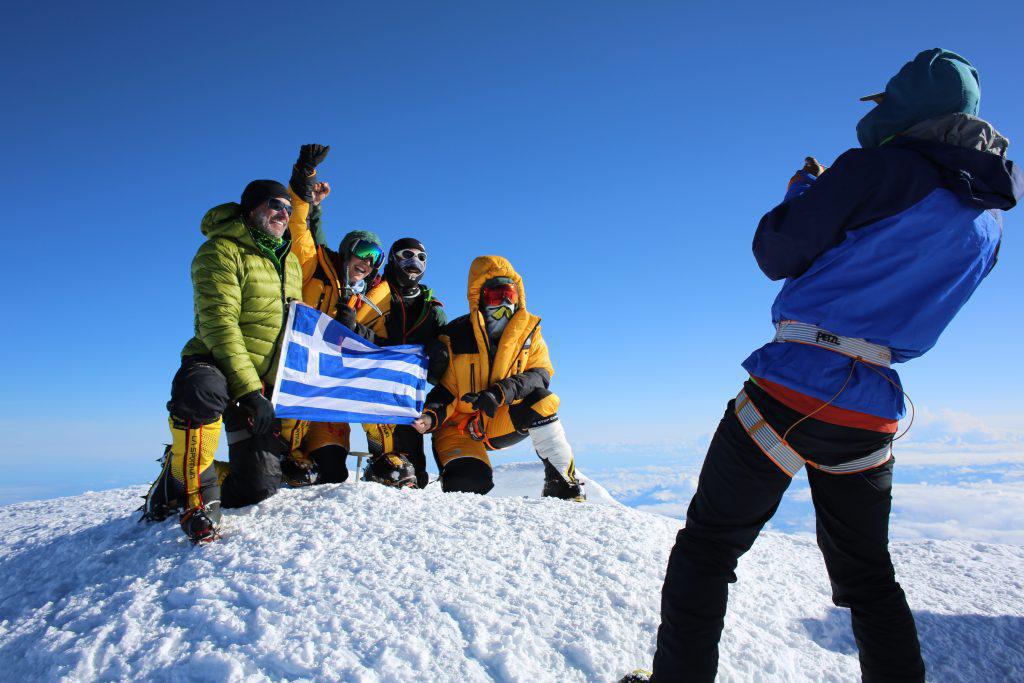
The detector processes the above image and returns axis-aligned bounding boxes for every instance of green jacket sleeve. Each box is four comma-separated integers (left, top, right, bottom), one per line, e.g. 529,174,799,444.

309,204,329,246
192,238,263,398
432,302,448,329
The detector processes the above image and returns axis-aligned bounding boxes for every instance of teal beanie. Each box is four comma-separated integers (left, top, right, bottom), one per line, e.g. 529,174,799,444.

338,229,383,256
856,48,980,148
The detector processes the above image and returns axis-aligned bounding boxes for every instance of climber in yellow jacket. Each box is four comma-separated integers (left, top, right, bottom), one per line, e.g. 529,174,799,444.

412,256,584,499
279,144,387,486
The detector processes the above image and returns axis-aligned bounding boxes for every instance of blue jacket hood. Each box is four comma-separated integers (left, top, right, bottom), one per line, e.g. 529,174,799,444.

857,48,980,148
889,136,1024,211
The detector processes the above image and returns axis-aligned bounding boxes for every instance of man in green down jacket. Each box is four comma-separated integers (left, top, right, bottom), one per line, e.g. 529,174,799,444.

141,179,303,543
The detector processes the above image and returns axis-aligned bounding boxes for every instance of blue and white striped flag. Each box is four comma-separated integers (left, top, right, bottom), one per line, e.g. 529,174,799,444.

271,302,428,424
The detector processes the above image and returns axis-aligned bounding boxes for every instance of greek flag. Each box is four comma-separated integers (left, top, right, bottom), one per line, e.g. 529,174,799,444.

271,302,428,424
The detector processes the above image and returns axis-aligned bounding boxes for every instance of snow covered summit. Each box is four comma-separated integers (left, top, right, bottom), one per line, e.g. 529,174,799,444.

0,462,1021,681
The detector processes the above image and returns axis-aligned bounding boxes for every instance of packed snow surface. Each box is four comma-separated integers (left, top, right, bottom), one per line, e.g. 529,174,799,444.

0,462,1022,682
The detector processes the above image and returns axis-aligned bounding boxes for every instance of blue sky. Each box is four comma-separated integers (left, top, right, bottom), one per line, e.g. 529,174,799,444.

1,1,1021,506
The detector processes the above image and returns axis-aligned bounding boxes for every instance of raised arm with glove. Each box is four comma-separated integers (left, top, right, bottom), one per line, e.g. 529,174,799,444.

290,144,330,202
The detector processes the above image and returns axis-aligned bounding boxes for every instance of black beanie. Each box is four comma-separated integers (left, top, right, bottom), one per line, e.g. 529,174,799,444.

240,179,290,214
390,237,425,256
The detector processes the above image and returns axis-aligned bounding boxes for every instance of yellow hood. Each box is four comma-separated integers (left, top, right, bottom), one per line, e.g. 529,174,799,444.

467,255,526,314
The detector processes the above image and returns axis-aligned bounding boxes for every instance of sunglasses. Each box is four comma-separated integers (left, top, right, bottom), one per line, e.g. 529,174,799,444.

350,238,385,269
395,248,427,263
481,283,518,307
266,198,293,216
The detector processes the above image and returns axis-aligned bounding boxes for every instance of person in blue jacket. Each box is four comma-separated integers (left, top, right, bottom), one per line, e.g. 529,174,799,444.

642,49,1023,682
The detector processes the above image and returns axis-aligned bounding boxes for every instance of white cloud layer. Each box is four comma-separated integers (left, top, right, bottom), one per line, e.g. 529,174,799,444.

586,403,1024,546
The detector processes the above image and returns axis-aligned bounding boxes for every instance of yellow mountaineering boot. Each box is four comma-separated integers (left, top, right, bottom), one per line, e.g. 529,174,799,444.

166,416,223,542
141,417,224,534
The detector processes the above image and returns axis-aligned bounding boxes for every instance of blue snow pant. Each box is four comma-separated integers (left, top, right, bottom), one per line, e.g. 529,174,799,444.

652,381,925,682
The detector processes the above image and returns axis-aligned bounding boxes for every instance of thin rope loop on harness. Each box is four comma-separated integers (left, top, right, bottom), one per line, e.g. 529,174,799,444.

780,358,860,444
859,361,916,441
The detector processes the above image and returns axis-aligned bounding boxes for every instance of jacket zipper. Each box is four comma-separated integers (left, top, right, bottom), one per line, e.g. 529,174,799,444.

474,310,491,387
514,320,541,377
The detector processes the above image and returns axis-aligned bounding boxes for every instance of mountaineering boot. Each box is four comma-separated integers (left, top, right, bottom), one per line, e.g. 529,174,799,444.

277,418,316,487
618,670,652,683
281,456,319,487
139,445,178,522
169,415,223,541
180,504,220,544
141,417,223,530
542,459,586,501
363,452,418,488
530,419,586,501
366,422,429,488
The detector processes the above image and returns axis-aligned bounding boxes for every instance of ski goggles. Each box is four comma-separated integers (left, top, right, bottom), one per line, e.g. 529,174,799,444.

394,248,426,263
350,239,384,269
481,283,518,307
266,198,293,216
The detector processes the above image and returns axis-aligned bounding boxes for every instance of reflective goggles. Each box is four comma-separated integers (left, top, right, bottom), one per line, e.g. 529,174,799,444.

350,239,384,269
481,283,518,307
394,248,426,263
267,198,293,216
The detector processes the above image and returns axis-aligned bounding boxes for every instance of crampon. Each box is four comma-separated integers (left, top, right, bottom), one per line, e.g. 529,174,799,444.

179,506,221,544
363,452,417,488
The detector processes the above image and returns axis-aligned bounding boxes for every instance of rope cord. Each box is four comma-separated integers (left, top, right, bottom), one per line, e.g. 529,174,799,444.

860,361,916,441
779,356,916,444
781,358,858,444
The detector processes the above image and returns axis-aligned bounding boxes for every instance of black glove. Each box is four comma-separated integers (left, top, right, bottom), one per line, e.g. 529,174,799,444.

335,304,357,330
290,144,331,201
462,389,503,418
238,390,275,434
297,144,330,175
802,156,824,176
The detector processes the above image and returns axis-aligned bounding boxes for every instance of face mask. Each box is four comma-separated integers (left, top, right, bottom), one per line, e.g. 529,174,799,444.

395,248,426,273
483,303,514,340
390,253,425,288
387,245,427,297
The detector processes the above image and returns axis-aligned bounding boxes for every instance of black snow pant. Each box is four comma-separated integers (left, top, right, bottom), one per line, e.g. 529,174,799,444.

165,357,283,513
652,381,924,683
